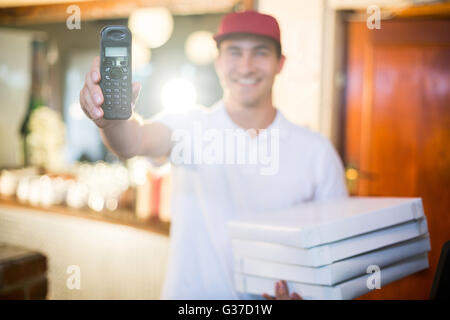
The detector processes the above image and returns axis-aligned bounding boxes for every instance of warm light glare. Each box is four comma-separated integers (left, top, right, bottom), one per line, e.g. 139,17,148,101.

17,177,30,203
128,7,173,49
128,157,149,186
0,171,16,196
346,168,359,181
185,31,217,65
88,192,104,212
105,197,118,211
161,78,197,111
132,39,151,70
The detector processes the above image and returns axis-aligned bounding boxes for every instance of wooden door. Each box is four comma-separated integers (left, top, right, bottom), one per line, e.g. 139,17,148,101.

344,19,450,299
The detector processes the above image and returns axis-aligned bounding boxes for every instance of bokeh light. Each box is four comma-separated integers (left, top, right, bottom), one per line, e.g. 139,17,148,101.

128,7,174,49
132,38,151,70
161,78,197,111
185,31,217,65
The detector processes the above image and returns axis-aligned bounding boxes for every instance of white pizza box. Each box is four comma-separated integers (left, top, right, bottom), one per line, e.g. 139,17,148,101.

232,218,428,267
234,234,430,286
228,197,424,248
235,252,430,300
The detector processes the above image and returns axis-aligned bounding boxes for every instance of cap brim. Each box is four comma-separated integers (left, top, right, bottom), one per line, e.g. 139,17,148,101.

213,32,280,45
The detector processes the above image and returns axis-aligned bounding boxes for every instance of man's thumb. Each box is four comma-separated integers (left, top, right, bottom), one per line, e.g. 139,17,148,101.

131,82,142,106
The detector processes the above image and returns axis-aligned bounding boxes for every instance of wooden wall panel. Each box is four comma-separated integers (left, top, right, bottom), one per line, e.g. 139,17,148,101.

345,20,450,300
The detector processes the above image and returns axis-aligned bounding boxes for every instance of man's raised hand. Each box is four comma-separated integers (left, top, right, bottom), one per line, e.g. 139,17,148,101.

79,56,141,129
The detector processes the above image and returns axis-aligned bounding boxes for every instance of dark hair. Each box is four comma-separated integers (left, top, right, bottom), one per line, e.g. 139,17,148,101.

216,34,282,59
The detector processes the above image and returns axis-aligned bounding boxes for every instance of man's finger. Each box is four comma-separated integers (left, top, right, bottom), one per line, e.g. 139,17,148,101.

91,56,100,73
85,74,104,108
90,70,100,83
290,292,302,300
276,280,288,298
262,293,275,300
83,88,103,119
89,56,101,84
79,90,91,120
131,82,142,106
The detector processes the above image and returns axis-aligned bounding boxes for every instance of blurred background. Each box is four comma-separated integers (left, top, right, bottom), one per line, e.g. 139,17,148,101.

0,0,449,300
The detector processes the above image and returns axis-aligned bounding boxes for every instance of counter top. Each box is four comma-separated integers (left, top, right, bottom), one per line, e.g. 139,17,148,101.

0,195,170,237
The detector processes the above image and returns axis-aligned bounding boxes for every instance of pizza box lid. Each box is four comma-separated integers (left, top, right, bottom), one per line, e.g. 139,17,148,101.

234,252,429,299
228,197,425,248
232,217,428,267
234,234,430,286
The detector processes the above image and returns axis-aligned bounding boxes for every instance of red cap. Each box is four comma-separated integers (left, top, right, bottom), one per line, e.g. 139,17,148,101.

213,10,281,46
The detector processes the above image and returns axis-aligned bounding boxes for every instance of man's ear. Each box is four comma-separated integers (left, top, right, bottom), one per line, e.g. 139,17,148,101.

276,54,286,74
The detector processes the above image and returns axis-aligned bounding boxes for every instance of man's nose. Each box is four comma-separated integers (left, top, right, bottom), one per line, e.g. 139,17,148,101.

236,53,255,75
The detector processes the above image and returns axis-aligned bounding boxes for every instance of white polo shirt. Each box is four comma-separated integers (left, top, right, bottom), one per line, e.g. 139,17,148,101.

151,100,348,299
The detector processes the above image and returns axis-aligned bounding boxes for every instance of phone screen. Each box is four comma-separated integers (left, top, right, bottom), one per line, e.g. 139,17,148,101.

105,47,127,57
105,47,127,66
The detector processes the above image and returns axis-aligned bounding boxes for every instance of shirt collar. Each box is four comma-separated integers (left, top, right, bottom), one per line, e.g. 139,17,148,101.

212,100,291,141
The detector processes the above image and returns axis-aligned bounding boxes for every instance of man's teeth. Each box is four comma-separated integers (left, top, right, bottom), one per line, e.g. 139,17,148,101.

238,78,257,85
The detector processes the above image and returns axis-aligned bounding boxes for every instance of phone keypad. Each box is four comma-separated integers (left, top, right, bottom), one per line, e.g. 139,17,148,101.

102,57,130,114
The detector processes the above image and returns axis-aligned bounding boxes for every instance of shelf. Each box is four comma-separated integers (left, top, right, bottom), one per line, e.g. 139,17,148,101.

0,195,170,237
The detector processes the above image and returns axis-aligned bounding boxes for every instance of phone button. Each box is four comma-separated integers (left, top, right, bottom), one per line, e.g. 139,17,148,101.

110,67,121,79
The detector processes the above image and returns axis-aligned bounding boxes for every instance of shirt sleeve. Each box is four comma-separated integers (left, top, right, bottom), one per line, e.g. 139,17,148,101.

150,107,197,132
313,139,349,200
146,106,203,168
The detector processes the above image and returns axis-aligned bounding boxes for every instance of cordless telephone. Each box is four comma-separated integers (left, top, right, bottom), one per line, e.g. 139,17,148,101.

100,26,132,120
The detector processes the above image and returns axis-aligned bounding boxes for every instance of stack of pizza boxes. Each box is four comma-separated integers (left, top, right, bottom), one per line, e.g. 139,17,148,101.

228,197,430,299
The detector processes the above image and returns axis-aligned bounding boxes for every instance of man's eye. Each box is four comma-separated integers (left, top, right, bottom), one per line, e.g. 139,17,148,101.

230,51,240,56
255,51,268,56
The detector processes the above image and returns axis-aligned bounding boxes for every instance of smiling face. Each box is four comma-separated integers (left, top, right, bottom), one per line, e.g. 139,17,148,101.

215,34,285,108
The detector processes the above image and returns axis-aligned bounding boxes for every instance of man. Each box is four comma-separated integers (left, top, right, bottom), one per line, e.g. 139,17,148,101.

80,10,348,300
